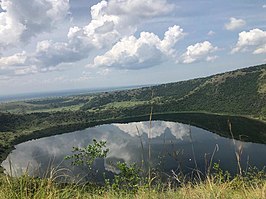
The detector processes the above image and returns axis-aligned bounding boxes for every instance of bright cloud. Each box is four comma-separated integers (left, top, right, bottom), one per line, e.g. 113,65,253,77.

67,0,174,49
1,0,265,93
224,17,246,31
232,28,266,54
0,52,40,76
0,0,175,74
0,0,69,49
92,25,185,70
32,40,90,68
114,121,190,139
181,41,218,64
0,52,27,67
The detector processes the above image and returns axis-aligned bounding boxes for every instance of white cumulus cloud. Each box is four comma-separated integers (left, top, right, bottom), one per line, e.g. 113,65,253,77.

0,52,38,76
0,51,27,67
232,28,266,54
92,25,185,70
32,40,90,68
0,0,69,49
224,17,246,31
1,0,175,74
181,41,218,64
67,0,174,49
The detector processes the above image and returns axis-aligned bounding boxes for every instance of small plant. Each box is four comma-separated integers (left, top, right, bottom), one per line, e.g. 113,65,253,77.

65,139,109,170
212,162,231,184
109,162,142,194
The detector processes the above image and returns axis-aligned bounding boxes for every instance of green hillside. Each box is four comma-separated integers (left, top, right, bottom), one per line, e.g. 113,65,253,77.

77,63,266,120
153,64,266,118
0,63,266,169
0,63,266,133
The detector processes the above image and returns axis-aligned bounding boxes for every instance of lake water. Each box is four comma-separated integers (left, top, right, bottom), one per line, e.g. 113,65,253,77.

2,119,266,182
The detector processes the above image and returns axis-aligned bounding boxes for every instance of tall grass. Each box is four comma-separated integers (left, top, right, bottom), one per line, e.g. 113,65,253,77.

1,151,265,199
0,170,265,199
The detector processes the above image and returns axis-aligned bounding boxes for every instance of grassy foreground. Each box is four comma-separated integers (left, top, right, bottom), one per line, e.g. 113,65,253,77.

0,171,265,199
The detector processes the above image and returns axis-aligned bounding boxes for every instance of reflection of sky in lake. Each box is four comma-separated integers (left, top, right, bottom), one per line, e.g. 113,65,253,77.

2,121,266,182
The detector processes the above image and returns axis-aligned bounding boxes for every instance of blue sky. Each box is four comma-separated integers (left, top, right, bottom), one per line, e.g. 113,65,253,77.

0,0,266,95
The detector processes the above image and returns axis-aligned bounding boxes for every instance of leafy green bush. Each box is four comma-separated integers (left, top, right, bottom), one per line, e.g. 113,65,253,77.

109,162,142,194
65,139,109,170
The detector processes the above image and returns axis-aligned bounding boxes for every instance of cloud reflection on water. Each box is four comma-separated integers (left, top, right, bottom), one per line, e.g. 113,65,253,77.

2,121,266,182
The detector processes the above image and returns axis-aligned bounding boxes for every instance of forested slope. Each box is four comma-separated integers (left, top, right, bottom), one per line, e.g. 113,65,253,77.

78,63,266,119
153,64,266,118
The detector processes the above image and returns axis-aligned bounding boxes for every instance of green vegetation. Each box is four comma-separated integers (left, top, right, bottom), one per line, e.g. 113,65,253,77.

0,140,265,199
0,63,266,172
65,139,109,171
0,171,265,199
1,64,266,119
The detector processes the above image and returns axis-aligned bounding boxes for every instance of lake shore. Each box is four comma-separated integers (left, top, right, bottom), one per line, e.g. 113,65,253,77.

1,111,266,174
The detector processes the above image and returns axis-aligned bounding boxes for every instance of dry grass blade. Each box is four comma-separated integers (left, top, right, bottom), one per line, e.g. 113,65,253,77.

228,119,243,175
